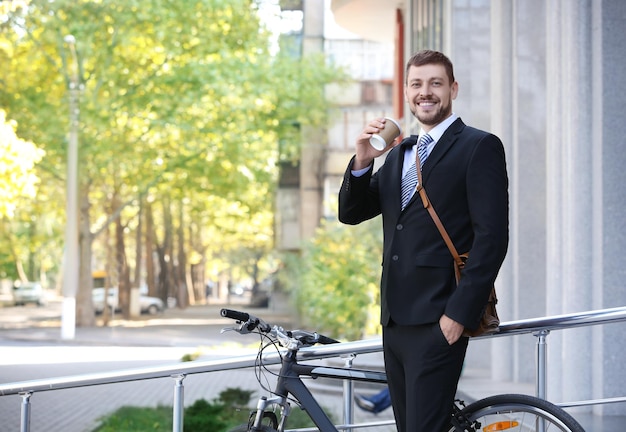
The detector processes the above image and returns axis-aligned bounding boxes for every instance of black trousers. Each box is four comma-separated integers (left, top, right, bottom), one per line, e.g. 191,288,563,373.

383,322,469,432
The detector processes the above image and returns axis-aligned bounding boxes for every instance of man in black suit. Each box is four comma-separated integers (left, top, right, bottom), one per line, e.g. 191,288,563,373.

338,50,509,432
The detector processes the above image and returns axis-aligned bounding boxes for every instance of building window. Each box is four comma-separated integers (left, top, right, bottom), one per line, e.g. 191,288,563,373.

411,0,444,51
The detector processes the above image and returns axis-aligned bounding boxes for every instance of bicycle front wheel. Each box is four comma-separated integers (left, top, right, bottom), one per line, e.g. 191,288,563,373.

228,424,278,432
449,394,585,432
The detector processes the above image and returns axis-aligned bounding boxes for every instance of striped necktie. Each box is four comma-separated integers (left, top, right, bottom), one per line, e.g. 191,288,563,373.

400,134,433,209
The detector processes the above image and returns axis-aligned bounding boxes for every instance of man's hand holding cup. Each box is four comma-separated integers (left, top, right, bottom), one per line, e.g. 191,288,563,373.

354,117,402,170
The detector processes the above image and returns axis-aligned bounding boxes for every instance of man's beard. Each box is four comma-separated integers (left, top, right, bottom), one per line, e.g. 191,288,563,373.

411,99,452,126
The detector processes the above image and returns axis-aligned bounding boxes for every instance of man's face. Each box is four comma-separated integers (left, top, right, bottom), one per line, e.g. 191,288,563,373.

404,63,458,129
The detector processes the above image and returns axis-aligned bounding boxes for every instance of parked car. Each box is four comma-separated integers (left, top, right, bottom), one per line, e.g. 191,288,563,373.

139,293,164,315
92,288,164,315
12,282,47,306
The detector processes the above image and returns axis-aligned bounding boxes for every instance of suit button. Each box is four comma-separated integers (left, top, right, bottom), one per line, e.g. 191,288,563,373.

392,255,399,261
396,224,403,230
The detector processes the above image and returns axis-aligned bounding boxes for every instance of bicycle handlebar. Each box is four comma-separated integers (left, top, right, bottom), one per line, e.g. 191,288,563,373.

220,308,271,333
316,334,341,345
220,308,340,348
220,308,250,322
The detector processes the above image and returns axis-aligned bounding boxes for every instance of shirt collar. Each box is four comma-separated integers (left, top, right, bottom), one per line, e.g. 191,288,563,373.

402,113,459,147
418,113,458,144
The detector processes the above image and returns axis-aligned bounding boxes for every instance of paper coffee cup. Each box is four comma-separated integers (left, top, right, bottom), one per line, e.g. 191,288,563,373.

369,117,402,151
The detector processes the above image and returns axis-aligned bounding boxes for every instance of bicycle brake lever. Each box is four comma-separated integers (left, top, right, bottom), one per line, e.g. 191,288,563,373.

220,321,256,335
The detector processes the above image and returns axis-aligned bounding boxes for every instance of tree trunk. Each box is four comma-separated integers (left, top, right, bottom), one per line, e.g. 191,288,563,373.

190,260,206,303
188,213,208,303
251,254,261,295
145,202,157,298
102,223,113,325
176,199,189,308
157,196,175,305
27,222,36,280
115,214,131,319
76,184,95,327
133,199,143,289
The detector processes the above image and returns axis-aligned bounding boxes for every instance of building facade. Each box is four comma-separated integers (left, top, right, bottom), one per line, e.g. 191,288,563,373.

330,0,626,416
275,0,395,251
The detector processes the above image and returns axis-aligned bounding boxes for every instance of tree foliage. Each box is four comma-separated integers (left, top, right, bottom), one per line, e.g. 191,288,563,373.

0,0,345,324
0,110,44,219
292,218,383,341
0,110,49,281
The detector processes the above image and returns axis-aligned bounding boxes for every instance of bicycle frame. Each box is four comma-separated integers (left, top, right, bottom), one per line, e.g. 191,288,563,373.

223,309,584,432
250,349,387,432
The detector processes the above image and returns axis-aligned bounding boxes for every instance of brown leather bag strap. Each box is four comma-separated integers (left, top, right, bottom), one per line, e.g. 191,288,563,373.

415,146,465,283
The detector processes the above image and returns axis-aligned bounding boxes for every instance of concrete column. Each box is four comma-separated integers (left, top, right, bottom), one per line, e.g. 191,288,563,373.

546,0,596,406
590,0,604,414
544,0,565,403
559,0,594,408
509,0,548,385
595,0,626,416
300,0,326,240
489,0,514,383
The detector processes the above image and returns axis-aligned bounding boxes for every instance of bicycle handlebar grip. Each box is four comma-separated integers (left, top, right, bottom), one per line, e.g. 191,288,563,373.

220,309,250,322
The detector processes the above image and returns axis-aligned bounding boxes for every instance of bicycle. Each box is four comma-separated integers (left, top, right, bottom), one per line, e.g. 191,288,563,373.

220,308,585,432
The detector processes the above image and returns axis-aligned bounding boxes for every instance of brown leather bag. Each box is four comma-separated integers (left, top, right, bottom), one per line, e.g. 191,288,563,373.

453,254,500,337
414,146,500,337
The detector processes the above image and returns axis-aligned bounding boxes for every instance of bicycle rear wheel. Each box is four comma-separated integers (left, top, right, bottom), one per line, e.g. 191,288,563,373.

449,394,585,432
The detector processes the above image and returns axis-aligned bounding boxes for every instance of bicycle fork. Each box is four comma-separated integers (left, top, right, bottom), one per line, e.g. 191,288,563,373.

250,351,339,432
249,394,290,431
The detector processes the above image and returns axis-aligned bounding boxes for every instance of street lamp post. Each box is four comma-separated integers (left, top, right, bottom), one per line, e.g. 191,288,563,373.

61,35,80,340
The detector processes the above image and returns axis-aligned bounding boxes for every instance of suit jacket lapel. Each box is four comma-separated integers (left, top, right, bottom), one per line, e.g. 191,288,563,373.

422,118,466,184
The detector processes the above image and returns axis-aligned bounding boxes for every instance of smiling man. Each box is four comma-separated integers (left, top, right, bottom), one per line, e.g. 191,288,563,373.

338,50,509,432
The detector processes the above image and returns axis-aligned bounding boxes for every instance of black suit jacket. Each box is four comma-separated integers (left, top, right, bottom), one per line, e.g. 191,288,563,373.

339,118,509,330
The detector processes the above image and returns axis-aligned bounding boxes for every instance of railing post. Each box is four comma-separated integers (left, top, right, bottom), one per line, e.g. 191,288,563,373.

19,391,32,432
533,330,550,400
172,374,186,432
341,354,356,432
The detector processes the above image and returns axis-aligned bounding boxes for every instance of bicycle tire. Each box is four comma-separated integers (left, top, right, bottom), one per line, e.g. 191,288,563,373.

227,424,278,432
448,393,585,432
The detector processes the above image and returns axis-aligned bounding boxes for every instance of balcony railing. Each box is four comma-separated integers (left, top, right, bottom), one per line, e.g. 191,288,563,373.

1,306,626,432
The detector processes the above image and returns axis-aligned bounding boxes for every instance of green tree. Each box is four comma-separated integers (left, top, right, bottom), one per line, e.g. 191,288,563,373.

0,0,345,324
0,110,50,281
0,110,44,219
294,218,383,341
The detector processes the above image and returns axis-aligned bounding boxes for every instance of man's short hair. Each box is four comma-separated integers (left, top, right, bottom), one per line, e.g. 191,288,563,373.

405,50,455,85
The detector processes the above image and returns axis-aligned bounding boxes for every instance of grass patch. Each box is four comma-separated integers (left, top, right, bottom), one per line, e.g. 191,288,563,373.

92,405,172,431
91,387,336,432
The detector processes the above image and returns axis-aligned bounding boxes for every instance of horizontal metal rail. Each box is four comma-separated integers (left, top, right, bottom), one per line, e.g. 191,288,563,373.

1,306,626,432
0,338,381,396
4,306,626,395
489,306,626,337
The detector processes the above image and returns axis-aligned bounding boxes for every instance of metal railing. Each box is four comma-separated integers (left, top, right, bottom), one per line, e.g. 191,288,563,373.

1,306,626,432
